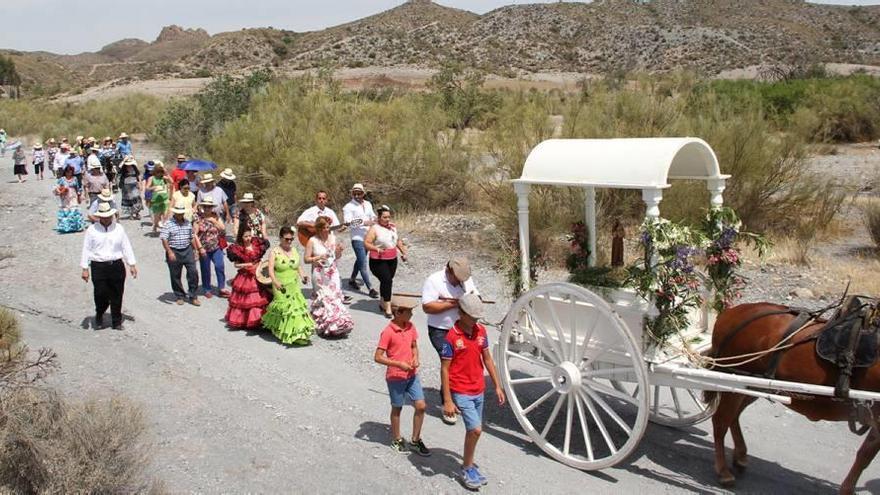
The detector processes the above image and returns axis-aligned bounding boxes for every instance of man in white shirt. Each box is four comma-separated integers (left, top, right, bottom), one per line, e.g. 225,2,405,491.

422,257,480,425
342,183,378,298
80,202,138,330
297,190,341,230
52,144,70,178
196,173,230,219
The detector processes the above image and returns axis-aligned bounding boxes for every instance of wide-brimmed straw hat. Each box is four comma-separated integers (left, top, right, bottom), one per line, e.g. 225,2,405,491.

351,183,365,192
94,202,117,218
176,154,186,162
119,132,129,139
97,188,113,201
200,173,215,184
170,202,187,215
88,161,102,170
122,155,137,166
33,142,42,149
87,136,96,143
220,168,236,180
198,196,216,208
239,192,255,203
47,138,56,144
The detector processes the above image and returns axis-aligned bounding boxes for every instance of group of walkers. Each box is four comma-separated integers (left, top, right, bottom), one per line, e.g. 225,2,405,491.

5,128,504,489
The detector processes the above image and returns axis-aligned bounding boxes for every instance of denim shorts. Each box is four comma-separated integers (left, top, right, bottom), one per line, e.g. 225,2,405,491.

387,375,425,408
452,392,485,431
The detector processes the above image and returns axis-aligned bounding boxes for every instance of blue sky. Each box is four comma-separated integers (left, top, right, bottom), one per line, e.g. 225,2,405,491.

2,0,878,54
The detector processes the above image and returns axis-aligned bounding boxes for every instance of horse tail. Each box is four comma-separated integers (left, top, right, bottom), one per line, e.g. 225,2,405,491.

703,390,717,406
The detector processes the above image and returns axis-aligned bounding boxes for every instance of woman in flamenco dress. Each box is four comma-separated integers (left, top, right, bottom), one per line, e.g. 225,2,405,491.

225,224,271,329
54,165,85,233
261,226,316,345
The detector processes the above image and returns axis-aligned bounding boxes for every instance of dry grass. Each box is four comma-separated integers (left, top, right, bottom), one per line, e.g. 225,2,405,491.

861,197,880,249
813,256,880,297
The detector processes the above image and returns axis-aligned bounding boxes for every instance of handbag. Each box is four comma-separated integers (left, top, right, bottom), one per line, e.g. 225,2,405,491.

218,235,229,249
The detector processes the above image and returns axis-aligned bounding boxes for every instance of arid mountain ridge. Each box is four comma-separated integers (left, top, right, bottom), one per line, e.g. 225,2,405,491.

4,0,880,95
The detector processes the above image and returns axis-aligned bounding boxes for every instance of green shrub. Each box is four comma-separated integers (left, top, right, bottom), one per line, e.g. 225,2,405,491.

864,200,880,250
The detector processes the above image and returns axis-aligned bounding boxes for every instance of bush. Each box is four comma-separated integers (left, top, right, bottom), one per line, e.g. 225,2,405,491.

0,388,160,494
0,307,20,363
864,200,880,250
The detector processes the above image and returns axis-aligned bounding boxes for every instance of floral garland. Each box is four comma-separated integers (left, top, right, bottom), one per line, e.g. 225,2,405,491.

703,207,768,312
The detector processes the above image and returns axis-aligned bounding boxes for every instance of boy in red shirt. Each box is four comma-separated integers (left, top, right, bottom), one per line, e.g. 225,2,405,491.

441,293,505,489
374,295,431,456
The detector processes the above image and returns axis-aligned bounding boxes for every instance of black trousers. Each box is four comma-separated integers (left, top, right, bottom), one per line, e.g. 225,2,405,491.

368,257,398,302
168,245,198,298
91,260,126,326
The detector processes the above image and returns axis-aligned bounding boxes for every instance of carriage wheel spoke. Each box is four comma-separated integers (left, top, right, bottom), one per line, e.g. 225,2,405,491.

563,394,574,456
670,387,684,419
523,387,558,416
540,394,566,437
577,311,601,368
583,378,640,406
652,385,660,416
687,388,705,410
514,323,562,366
574,392,594,461
582,385,632,435
579,389,617,455
523,306,566,364
569,297,578,362
510,376,553,386
506,350,553,371
545,294,571,360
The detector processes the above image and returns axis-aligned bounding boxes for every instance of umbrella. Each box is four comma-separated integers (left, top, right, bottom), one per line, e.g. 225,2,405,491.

180,159,217,172
4,140,21,151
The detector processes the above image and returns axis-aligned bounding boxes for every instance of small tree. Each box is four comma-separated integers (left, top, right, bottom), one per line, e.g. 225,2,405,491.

0,55,22,98
428,62,498,130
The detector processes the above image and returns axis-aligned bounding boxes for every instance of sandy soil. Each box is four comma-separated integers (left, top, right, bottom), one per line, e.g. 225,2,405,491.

1,141,878,492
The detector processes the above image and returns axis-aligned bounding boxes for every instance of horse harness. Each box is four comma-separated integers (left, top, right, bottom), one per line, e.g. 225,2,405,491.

711,296,880,402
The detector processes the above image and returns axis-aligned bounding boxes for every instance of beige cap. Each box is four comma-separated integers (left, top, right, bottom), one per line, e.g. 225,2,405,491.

458,293,484,319
390,295,420,310
448,257,471,282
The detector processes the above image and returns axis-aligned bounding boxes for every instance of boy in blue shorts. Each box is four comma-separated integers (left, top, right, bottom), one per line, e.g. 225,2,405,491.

374,295,431,456
441,293,505,489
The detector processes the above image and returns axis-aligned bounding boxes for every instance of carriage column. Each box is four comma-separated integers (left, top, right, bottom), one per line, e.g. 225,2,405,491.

584,186,597,267
642,187,663,220
515,182,531,293
707,178,726,209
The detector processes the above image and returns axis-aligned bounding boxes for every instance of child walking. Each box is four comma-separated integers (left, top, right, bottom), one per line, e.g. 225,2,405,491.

441,293,505,490
374,295,431,456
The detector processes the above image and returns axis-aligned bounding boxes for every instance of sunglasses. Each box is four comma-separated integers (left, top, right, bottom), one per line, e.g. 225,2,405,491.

282,237,295,242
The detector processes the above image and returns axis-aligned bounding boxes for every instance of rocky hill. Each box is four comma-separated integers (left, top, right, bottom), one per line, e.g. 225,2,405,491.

3,0,880,95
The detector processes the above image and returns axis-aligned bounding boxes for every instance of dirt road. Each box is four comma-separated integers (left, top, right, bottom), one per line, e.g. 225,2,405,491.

1,150,877,493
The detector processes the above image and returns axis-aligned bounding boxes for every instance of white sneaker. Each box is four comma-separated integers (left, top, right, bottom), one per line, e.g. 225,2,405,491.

442,412,458,425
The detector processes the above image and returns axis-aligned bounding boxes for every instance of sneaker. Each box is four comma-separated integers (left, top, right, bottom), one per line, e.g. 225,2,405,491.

347,279,360,289
442,412,458,425
409,438,431,457
342,295,353,305
390,437,408,454
368,289,379,299
460,466,482,490
473,465,488,485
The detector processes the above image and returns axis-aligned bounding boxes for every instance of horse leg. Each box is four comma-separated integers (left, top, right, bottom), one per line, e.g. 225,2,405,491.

712,392,744,486
730,396,756,470
840,427,880,495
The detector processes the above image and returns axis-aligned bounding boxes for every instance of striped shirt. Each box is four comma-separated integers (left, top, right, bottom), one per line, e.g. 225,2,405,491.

159,218,194,250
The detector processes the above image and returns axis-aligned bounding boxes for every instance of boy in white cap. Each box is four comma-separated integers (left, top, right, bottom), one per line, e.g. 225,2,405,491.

440,293,504,489
373,295,431,457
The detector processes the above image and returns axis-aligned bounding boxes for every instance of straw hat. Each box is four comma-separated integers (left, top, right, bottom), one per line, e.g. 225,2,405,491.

170,202,187,215
198,196,216,208
76,135,84,142
256,260,272,286
119,132,129,139
47,138,56,144
220,168,236,180
351,183,365,192
87,161,102,170
87,136,96,143
104,136,112,142
176,154,186,162
97,188,113,201
122,155,137,166
33,142,42,149
239,192,255,203
93,202,117,218
200,173,215,184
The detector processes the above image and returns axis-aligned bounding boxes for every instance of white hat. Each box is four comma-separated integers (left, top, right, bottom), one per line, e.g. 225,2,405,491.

33,142,42,149
97,188,113,201
239,192,255,203
170,202,187,215
93,202,117,218
220,168,236,180
200,173,215,184
458,293,484,319
119,132,128,139
198,196,216,207
88,161,102,170
122,155,137,166
351,183,365,192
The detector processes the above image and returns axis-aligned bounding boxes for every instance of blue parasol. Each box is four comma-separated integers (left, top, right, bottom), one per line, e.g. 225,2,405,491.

4,140,21,151
180,159,217,172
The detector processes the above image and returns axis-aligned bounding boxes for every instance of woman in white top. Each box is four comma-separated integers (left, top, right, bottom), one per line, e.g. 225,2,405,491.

364,205,408,318
304,216,353,337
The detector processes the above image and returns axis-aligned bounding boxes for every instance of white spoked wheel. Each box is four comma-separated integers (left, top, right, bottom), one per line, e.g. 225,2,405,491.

498,283,649,470
611,382,718,428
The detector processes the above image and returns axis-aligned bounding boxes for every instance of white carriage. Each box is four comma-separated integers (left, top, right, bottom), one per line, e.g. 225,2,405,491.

497,138,880,471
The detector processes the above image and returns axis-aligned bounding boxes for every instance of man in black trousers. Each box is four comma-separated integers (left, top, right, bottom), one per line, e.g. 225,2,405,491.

80,202,138,330
160,202,203,306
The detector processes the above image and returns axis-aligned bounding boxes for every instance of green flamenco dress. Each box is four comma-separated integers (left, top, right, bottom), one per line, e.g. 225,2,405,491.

262,248,316,345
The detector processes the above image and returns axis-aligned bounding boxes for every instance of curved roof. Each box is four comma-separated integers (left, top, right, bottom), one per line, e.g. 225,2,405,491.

514,138,727,189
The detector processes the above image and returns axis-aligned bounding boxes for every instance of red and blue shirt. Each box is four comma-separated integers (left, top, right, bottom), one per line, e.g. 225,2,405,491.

441,322,489,395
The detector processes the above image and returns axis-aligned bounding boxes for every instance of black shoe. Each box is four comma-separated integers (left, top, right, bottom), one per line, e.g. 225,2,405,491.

95,314,105,329
342,295,353,305
347,279,360,289
409,438,432,457
368,289,379,299
111,322,123,330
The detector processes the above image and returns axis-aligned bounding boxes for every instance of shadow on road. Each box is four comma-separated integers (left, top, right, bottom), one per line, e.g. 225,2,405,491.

354,420,464,481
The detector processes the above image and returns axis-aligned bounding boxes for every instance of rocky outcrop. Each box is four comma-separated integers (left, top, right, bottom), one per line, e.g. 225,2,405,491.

154,25,209,44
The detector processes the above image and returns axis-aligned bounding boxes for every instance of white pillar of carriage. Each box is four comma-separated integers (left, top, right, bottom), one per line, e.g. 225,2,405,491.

512,137,730,293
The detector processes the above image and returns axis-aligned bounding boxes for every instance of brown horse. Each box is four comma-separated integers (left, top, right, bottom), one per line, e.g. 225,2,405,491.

708,302,880,494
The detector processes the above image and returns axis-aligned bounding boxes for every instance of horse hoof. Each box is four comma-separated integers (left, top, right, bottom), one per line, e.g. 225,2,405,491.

733,458,748,471
718,473,736,487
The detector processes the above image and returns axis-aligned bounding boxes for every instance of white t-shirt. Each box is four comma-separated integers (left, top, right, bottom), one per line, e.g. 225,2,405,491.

422,269,479,330
342,199,375,241
197,187,228,216
297,205,340,227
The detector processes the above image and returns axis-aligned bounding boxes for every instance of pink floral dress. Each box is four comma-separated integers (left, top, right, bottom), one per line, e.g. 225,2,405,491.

307,234,353,337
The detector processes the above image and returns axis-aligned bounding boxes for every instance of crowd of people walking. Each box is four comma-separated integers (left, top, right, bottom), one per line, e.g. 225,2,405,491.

5,129,503,489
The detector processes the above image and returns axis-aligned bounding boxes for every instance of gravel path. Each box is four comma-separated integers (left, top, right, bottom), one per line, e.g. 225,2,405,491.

1,148,878,493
